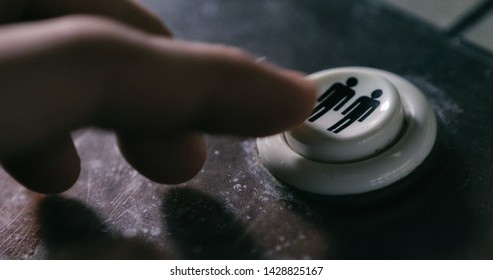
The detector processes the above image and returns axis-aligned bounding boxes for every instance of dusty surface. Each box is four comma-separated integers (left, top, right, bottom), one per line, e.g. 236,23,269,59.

0,130,329,259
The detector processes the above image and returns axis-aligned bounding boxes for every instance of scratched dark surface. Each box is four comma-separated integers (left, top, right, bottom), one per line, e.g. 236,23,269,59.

1,0,493,259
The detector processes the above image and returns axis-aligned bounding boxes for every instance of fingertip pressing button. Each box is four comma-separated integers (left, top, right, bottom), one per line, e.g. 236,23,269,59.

257,67,437,195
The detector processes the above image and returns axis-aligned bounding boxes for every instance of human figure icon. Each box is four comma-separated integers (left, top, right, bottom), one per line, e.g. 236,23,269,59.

328,89,383,134
308,77,358,122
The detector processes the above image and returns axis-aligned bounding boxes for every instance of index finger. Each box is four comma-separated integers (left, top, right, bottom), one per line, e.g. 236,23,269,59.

96,37,317,137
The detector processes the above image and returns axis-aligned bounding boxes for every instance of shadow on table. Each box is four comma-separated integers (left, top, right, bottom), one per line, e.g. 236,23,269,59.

162,187,261,259
37,196,169,259
37,187,260,259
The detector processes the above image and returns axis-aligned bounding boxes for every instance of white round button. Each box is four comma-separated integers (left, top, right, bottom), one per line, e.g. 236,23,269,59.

285,69,404,162
257,67,437,195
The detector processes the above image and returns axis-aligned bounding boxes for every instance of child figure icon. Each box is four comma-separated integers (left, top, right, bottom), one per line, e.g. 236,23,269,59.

328,89,383,134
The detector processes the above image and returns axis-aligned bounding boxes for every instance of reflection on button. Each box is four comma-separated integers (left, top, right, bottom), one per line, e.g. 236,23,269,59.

257,67,437,195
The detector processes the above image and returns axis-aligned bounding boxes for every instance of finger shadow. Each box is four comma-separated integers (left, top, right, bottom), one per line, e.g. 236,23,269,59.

162,187,261,259
37,196,169,259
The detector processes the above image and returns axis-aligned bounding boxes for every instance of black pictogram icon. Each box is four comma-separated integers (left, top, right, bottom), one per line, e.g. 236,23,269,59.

328,89,383,134
308,77,358,122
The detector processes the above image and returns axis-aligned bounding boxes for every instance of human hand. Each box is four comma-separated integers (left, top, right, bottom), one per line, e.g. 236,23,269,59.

0,0,316,194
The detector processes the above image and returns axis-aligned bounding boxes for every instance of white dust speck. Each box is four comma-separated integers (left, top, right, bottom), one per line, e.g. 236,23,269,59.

150,227,161,237
123,228,138,238
255,56,267,63
406,75,463,129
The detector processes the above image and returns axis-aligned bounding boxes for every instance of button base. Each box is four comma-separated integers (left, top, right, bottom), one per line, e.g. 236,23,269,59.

257,67,437,195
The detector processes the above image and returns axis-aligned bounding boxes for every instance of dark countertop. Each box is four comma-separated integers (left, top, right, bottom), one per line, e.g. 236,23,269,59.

1,0,493,259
